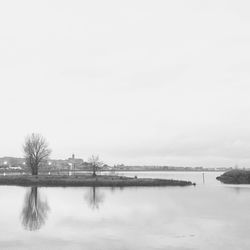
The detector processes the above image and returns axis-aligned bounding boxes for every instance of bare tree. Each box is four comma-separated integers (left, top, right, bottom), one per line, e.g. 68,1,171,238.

23,133,51,175
88,155,103,177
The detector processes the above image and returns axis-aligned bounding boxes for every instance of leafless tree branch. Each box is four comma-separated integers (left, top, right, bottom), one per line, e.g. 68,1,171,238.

23,133,51,175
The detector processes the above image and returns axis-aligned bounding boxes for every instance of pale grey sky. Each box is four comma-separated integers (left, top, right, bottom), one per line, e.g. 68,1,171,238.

1,0,250,167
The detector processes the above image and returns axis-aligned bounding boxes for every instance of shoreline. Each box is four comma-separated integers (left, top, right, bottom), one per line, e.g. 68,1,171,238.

216,170,250,184
0,175,195,187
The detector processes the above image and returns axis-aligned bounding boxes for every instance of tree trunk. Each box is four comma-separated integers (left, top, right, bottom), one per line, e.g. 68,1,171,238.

35,166,38,175
31,164,38,175
93,164,96,177
31,167,35,175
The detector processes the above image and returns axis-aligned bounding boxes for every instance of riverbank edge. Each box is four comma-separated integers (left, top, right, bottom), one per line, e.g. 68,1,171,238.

0,175,195,187
216,169,250,184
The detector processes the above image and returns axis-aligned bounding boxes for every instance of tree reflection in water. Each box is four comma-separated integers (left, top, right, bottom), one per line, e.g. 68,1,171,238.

21,187,50,231
84,186,104,210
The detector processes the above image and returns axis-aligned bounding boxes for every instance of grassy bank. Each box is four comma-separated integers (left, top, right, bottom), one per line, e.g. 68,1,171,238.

0,175,195,187
216,170,250,184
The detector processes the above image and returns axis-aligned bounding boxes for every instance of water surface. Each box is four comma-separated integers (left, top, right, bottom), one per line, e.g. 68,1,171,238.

0,171,249,250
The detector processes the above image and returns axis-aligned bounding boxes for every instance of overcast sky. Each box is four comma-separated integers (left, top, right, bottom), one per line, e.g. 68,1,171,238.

1,0,250,167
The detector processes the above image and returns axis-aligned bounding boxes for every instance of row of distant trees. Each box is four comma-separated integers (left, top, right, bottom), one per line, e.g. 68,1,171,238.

23,133,102,176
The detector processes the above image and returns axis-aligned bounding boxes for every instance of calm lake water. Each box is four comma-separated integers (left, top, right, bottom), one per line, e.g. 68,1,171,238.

0,171,250,250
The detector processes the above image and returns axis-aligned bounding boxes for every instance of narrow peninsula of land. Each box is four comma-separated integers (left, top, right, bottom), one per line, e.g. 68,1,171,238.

0,175,195,187
217,170,250,184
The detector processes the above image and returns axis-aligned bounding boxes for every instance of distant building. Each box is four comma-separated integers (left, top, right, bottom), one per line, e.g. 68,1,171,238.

0,156,110,171
67,154,84,167
0,157,24,168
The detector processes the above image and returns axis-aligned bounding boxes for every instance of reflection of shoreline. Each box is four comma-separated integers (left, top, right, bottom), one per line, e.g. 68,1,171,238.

21,187,50,231
84,187,105,210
